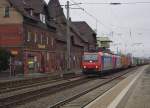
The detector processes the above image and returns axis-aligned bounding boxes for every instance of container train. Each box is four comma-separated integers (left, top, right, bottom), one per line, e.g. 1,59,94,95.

82,52,148,74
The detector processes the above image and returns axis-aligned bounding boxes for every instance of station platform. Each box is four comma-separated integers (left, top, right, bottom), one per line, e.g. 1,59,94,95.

84,65,150,108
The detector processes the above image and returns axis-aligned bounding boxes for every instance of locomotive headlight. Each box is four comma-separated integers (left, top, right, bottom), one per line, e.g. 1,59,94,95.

96,66,98,68
84,66,86,68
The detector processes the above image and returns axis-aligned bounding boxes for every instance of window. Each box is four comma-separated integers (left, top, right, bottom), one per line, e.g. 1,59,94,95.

40,14,46,23
40,34,43,44
23,0,26,4
51,38,54,47
30,10,33,16
27,32,31,42
83,54,98,61
34,33,37,43
47,53,49,61
46,37,49,45
4,7,10,17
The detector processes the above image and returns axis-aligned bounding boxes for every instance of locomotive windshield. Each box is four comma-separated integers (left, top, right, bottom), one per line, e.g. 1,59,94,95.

83,54,98,61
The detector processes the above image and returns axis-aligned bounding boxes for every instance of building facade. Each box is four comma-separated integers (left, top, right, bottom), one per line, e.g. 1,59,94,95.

48,0,86,72
0,0,97,75
0,0,56,74
72,21,97,51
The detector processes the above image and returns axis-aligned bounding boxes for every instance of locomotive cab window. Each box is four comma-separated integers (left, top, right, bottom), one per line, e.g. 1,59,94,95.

83,54,98,62
4,6,10,17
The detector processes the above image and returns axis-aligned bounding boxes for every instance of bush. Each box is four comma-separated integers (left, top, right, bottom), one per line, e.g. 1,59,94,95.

0,48,11,72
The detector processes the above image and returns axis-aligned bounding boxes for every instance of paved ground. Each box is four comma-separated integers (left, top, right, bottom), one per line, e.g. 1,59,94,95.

84,65,149,108
121,65,150,108
60,68,138,108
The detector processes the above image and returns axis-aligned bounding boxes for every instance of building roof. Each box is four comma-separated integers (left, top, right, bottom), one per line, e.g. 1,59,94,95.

7,0,91,47
48,0,67,24
8,0,55,29
72,21,97,44
48,0,67,41
48,0,85,46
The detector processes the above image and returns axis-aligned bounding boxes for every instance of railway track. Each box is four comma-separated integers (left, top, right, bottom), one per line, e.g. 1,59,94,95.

0,74,82,94
0,67,138,108
0,76,59,93
49,67,138,108
0,76,91,108
0,79,61,94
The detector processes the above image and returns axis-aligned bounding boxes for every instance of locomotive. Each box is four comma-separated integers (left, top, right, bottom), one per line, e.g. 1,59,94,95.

82,52,146,74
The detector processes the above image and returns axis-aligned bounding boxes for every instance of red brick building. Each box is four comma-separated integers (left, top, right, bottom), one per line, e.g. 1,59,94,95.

48,0,87,72
0,0,97,75
73,21,97,51
0,0,56,74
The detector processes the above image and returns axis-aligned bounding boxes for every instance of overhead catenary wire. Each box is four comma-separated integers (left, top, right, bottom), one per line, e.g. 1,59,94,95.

70,0,113,32
69,0,133,46
80,2,150,5
70,1,150,32
69,0,135,35
66,0,150,40
67,0,149,57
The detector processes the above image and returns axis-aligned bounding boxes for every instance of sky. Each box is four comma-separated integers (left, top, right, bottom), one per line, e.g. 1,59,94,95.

45,0,150,58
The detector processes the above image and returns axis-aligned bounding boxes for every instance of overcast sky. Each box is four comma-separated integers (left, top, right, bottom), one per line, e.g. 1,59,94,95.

45,0,150,58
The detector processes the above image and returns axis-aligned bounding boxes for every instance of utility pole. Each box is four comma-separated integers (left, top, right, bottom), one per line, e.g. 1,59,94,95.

65,1,83,72
66,1,71,71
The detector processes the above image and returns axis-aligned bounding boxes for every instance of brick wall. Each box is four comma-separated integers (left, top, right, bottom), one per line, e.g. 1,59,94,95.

23,23,55,51
0,0,23,24
0,24,23,46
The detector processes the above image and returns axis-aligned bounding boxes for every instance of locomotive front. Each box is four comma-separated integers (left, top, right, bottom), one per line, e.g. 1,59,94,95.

82,52,101,74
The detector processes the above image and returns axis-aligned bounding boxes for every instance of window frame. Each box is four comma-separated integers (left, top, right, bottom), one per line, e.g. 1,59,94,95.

51,38,54,47
30,9,33,16
40,34,43,44
27,31,31,42
34,32,37,43
46,36,49,45
4,6,10,17
40,14,46,23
